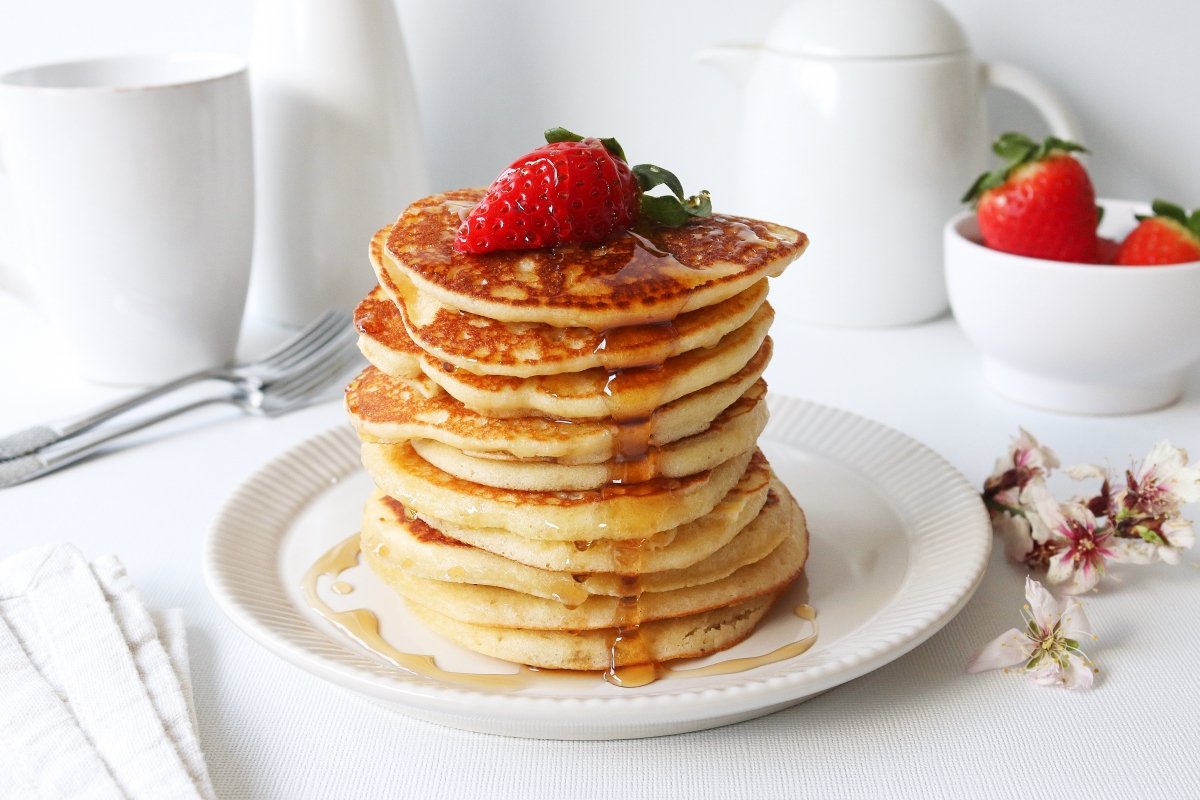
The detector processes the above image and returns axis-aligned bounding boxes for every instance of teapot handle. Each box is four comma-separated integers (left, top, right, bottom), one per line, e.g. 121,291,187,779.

983,62,1084,143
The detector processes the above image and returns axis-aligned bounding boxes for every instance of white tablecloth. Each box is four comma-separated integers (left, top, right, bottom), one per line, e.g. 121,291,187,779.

3,294,1197,799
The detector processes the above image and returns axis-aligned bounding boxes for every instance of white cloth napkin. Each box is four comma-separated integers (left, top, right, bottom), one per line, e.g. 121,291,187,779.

0,545,215,800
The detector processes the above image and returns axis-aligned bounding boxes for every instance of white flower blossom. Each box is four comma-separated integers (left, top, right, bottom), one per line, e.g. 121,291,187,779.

967,577,1096,690
1134,441,1200,513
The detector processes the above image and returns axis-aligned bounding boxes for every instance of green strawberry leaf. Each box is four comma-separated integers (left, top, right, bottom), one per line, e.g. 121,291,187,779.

1151,198,1188,225
1188,210,1200,239
544,127,627,162
963,132,1089,207
687,190,713,218
544,127,584,144
640,194,692,226
1042,137,1087,157
599,137,627,162
993,132,1036,160
1096,205,1104,226
633,164,686,199
633,163,712,227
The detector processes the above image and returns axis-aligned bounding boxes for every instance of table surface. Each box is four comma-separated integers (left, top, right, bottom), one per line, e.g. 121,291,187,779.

3,293,1198,800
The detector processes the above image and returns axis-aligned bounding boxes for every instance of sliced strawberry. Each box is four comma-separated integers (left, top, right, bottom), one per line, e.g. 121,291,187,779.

1114,200,1200,266
963,133,1100,263
454,128,710,254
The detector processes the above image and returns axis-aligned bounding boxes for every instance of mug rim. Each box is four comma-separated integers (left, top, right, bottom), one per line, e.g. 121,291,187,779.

0,52,246,93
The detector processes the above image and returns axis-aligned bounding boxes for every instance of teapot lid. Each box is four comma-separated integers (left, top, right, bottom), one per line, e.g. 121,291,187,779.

766,0,970,59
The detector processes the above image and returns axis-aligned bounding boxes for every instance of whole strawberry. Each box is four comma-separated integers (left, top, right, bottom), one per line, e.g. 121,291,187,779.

455,127,711,254
1114,200,1200,266
963,133,1101,263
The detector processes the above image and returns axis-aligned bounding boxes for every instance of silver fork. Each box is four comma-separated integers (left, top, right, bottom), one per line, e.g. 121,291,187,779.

0,310,351,460
0,331,363,488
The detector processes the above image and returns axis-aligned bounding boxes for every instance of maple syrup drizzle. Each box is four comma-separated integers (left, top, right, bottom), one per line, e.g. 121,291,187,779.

666,605,819,679
330,581,355,595
302,534,535,691
303,536,817,690
594,312,677,684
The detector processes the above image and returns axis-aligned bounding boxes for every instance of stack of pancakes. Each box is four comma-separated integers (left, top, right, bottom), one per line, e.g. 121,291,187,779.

345,188,810,677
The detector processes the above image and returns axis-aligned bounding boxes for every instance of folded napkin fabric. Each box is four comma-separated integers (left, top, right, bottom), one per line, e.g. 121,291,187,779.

0,545,214,800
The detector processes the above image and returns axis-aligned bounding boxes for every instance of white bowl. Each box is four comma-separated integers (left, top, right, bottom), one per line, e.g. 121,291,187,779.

945,199,1200,414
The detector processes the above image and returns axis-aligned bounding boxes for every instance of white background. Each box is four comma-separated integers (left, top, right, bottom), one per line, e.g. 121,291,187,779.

0,0,1196,261
2,4,1199,798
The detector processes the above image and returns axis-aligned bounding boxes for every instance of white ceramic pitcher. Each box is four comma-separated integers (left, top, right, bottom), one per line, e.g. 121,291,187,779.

699,0,1082,327
250,0,429,327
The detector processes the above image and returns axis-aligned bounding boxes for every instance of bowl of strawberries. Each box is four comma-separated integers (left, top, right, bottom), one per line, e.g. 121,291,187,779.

945,133,1200,415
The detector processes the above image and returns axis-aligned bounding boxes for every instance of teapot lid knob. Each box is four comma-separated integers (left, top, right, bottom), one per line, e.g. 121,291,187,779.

765,0,970,59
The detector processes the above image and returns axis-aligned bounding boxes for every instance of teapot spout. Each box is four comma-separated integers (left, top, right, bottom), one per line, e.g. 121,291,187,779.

695,43,763,87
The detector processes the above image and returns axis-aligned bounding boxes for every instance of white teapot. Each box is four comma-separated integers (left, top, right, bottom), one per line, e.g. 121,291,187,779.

699,0,1081,326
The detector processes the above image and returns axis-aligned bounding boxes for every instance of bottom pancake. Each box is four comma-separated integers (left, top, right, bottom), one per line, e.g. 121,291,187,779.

407,593,780,671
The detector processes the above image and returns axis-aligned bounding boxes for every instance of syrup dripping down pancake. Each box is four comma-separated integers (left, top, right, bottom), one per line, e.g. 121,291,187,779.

369,224,770,378
361,478,796,603
405,381,767,491
358,293,774,419
360,444,755,541
345,338,771,464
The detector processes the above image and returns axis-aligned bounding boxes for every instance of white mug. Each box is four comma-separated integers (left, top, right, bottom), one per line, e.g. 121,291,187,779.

0,53,254,384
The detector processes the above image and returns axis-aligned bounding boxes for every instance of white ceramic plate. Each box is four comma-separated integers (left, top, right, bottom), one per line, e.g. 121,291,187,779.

204,396,990,740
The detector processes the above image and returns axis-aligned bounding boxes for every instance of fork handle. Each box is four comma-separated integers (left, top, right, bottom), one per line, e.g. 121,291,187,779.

0,395,232,488
0,365,232,460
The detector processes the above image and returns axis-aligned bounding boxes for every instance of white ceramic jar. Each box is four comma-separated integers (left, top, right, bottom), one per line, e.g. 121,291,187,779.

700,0,1081,327
249,0,430,327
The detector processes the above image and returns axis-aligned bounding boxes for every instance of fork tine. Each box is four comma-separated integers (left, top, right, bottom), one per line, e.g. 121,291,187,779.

238,310,347,374
259,336,362,415
263,322,358,388
259,311,351,373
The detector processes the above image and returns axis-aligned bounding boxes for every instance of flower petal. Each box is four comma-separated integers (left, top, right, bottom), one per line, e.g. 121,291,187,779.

994,513,1035,562
1028,660,1065,686
1045,551,1075,586
1060,502,1097,531
1062,560,1102,595
967,628,1033,673
1058,597,1092,640
1025,480,1066,533
1064,463,1107,481
1059,653,1096,690
1108,537,1160,565
1024,576,1062,627
1163,518,1196,551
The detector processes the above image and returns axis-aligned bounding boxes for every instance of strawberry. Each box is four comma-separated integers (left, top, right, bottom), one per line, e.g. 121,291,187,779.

963,133,1101,263
1096,237,1121,264
1114,200,1200,266
454,127,711,254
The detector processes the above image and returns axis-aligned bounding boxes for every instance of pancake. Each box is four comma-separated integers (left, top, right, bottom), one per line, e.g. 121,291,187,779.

411,451,773,573
392,304,773,419
370,224,771,378
383,188,807,328
408,594,778,671
361,479,797,603
354,286,424,380
361,444,755,540
365,517,808,630
407,380,767,491
345,340,771,463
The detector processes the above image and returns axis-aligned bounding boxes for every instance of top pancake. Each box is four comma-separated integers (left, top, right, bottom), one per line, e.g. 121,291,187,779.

383,189,808,329
370,226,770,378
